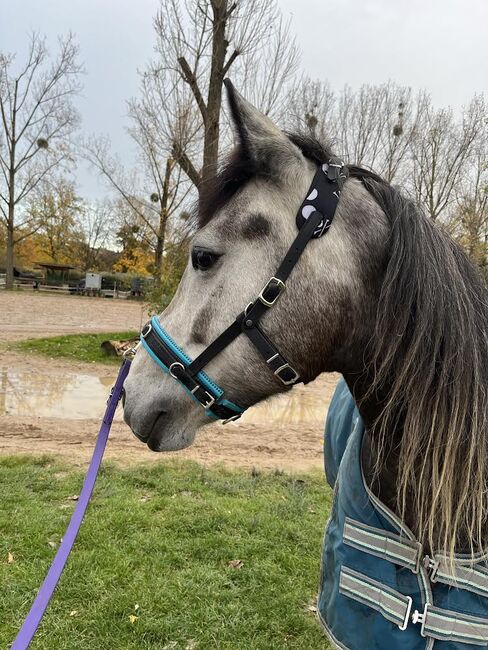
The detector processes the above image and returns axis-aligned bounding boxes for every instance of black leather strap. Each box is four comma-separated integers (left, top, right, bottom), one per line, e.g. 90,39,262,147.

242,323,299,385
188,210,324,387
244,208,324,325
187,317,243,376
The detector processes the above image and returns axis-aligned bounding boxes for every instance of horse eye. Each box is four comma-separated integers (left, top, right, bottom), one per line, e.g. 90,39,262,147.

191,248,220,271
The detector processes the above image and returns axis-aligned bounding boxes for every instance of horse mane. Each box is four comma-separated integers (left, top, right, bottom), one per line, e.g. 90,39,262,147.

361,175,488,557
200,132,488,556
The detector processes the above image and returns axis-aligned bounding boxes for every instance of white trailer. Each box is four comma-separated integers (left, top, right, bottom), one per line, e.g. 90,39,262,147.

85,272,102,290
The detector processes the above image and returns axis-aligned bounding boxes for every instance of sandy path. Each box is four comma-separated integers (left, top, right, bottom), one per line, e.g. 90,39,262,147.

0,292,339,472
0,290,148,341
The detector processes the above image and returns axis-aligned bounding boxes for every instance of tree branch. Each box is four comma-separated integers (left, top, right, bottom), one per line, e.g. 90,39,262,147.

222,48,240,76
172,141,201,187
177,56,208,125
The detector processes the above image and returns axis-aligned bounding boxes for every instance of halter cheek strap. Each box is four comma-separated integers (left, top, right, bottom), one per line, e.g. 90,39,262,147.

139,158,348,423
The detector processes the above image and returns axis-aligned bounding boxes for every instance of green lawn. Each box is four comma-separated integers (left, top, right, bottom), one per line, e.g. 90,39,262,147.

0,457,331,649
15,331,138,365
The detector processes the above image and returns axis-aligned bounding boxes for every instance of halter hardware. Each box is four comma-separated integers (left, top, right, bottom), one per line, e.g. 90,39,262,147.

190,385,216,409
139,157,348,421
273,362,300,386
258,277,286,307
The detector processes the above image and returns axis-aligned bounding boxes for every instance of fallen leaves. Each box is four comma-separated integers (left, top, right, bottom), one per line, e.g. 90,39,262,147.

7,552,14,564
227,559,244,569
306,597,318,614
128,603,140,624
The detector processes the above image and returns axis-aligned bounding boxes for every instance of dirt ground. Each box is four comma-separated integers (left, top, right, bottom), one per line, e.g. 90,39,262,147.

0,291,338,472
0,290,147,341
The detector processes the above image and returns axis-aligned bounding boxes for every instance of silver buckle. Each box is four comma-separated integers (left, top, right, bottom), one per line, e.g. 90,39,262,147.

123,341,141,360
258,277,285,307
398,596,412,631
274,363,299,386
191,385,215,409
423,555,439,581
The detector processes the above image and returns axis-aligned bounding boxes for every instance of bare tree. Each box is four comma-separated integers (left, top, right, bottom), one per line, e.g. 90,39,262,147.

75,200,113,271
285,80,425,184
151,0,299,190
82,129,190,277
285,77,336,141
410,95,486,221
0,33,82,288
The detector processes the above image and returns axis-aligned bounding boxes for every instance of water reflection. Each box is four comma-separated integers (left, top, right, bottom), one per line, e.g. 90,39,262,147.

0,369,113,420
0,368,329,425
242,389,327,425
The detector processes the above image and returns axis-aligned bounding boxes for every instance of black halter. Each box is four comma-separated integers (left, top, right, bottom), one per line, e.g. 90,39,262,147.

140,158,348,422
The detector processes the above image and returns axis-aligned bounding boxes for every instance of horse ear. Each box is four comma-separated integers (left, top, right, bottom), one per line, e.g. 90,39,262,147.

224,79,299,167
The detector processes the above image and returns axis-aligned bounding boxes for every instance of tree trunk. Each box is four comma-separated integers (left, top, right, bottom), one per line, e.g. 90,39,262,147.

154,157,173,277
5,154,16,290
201,0,229,190
5,219,14,289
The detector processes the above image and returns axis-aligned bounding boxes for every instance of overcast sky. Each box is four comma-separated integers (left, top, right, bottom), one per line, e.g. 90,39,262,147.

1,0,487,200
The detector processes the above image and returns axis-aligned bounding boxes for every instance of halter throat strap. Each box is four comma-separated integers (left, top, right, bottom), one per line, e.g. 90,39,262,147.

140,158,348,422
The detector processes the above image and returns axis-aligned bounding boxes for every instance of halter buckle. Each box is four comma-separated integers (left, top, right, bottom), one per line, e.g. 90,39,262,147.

274,363,299,386
191,385,216,409
258,277,285,307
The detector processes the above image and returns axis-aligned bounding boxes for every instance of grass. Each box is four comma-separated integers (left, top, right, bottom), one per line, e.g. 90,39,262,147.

0,457,332,649
15,331,138,365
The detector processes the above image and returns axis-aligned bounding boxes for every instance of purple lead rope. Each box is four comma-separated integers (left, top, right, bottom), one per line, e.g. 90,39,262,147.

11,360,131,650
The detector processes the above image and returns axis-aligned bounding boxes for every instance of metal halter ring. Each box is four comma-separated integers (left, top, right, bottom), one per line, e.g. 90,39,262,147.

169,361,185,379
141,322,152,338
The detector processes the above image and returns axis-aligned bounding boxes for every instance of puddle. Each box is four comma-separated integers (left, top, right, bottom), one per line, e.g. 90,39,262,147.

0,370,116,420
0,368,328,425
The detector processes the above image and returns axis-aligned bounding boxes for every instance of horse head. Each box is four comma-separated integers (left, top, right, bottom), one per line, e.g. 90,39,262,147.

123,82,388,451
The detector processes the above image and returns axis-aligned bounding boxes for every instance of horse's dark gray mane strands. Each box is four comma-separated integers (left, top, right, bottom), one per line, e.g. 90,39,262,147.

358,174,488,559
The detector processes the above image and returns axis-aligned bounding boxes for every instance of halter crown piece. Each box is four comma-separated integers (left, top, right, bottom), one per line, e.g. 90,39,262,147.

139,157,348,423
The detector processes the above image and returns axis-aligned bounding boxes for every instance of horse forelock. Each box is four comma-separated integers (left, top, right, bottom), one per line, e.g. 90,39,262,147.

197,133,338,229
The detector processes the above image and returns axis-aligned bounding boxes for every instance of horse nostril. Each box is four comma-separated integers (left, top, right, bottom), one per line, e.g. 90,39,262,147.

121,388,126,407
151,410,168,432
